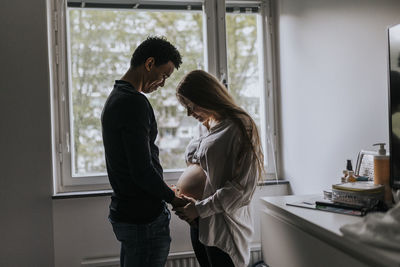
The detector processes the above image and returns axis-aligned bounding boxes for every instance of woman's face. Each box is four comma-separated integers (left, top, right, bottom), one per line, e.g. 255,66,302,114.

184,99,216,123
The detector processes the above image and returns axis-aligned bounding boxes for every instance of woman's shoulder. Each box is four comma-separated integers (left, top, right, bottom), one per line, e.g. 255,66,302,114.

211,119,240,134
204,119,242,148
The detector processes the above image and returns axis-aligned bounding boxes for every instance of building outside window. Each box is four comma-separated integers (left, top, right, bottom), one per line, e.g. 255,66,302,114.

49,0,278,193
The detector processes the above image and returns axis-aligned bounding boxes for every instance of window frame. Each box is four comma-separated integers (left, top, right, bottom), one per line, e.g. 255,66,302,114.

48,0,279,194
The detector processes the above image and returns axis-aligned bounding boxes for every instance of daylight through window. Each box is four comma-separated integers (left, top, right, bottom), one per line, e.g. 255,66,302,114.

68,8,204,176
50,0,277,193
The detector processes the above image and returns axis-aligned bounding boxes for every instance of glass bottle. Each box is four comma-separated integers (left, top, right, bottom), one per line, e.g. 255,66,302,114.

347,170,357,182
341,170,348,183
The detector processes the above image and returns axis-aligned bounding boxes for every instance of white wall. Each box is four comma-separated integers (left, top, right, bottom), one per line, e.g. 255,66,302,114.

0,1,288,265
276,0,400,194
0,0,55,266
53,184,289,266
3,0,400,265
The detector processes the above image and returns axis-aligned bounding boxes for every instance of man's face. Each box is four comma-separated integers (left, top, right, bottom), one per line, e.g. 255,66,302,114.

143,60,175,94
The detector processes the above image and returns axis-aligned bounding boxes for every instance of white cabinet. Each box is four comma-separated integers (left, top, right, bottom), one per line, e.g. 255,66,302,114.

259,195,400,267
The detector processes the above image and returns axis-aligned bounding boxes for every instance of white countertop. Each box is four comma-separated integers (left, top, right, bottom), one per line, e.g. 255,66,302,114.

260,195,400,267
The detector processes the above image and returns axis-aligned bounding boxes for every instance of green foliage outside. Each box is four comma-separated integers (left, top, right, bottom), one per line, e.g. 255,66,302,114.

68,8,260,176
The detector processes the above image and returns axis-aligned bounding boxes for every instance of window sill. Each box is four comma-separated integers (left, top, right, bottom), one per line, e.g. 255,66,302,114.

258,179,289,186
52,180,289,199
52,190,113,199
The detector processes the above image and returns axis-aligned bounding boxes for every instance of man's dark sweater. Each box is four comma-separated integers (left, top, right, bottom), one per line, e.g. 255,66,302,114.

101,80,175,224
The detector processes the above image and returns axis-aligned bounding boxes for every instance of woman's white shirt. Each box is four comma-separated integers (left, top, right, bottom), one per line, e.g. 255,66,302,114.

185,119,259,267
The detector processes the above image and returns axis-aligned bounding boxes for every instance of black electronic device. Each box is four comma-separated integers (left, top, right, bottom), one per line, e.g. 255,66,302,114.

388,23,400,190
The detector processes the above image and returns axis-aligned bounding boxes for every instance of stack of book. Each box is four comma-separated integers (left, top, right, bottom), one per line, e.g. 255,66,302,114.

316,182,385,216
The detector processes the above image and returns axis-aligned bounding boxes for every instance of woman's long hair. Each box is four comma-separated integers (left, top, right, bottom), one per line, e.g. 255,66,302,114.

176,70,264,180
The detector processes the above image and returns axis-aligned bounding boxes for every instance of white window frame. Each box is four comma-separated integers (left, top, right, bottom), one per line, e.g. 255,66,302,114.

48,0,279,194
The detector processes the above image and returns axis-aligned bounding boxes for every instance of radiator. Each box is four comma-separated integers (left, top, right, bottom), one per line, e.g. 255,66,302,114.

165,251,200,267
81,246,262,267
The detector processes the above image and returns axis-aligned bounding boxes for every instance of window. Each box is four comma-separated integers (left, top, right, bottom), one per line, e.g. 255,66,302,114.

49,0,278,193
225,3,278,177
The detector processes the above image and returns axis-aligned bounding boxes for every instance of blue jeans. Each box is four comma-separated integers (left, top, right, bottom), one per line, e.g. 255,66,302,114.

110,207,171,267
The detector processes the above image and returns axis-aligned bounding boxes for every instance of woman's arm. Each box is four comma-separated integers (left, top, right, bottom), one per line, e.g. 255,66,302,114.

195,164,257,218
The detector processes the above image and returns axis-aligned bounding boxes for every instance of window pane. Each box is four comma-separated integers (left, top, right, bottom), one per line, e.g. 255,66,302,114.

226,13,261,128
226,13,270,171
68,8,203,176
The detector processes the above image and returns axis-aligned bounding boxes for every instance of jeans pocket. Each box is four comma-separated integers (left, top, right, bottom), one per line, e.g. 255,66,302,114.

151,209,170,238
111,221,144,243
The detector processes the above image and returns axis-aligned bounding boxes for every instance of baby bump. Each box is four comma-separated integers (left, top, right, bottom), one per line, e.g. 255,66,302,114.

176,164,206,200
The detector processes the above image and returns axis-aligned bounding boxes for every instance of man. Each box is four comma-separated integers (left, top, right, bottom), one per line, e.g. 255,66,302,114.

101,36,186,267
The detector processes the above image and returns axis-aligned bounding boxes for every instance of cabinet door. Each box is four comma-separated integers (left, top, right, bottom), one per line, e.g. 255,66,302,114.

260,210,369,267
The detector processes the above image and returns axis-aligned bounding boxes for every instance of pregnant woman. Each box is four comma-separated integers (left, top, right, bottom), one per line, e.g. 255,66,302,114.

173,70,264,267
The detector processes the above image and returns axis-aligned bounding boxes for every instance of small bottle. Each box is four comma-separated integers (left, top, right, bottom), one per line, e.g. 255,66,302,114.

341,170,348,183
347,170,357,182
346,159,353,171
373,143,391,204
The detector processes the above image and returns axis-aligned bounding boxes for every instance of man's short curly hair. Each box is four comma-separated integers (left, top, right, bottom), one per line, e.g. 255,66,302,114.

130,36,182,69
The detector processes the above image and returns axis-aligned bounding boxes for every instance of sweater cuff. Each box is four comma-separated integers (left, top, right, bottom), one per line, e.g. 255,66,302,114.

165,188,175,203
